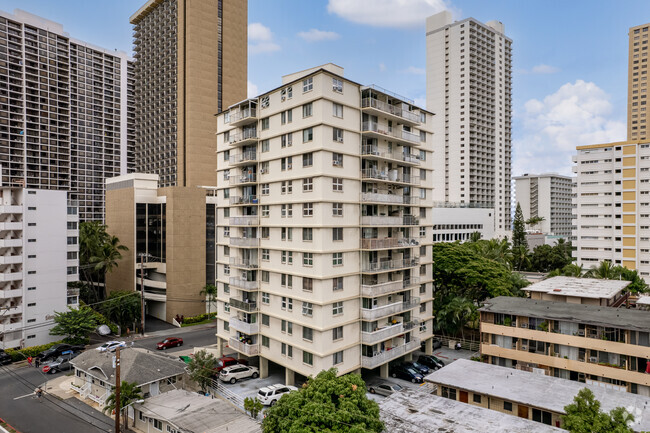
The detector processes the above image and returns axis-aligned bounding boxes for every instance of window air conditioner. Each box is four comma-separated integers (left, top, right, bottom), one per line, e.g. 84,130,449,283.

521,345,527,351
336,137,343,143
520,323,528,329
260,169,267,174
589,357,598,363
333,160,341,166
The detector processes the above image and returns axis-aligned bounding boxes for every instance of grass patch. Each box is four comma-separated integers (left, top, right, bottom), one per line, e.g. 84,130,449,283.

180,318,215,327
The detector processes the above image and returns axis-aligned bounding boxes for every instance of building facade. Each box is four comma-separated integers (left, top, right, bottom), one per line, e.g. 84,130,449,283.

0,187,78,349
214,65,435,381
432,205,495,242
514,173,573,237
572,141,650,277
0,9,133,221
628,23,650,142
426,11,512,236
479,296,650,396
131,0,247,188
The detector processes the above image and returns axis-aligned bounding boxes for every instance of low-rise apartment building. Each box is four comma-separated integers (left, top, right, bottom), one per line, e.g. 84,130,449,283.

523,276,630,307
214,64,435,382
431,205,495,242
479,296,650,395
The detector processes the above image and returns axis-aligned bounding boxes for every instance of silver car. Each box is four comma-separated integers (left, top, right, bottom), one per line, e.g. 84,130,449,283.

368,382,404,397
219,364,259,384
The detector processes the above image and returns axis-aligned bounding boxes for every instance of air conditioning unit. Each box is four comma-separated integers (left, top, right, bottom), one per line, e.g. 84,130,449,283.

287,164,292,169
520,323,528,329
578,330,585,336
521,345,527,351
589,356,598,363
336,137,343,143
333,160,341,166
260,169,267,174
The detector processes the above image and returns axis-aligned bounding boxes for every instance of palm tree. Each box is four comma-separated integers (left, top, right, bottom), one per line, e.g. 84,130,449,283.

585,260,619,280
91,235,128,298
511,245,531,271
525,216,545,232
434,297,477,340
200,284,218,317
103,380,143,430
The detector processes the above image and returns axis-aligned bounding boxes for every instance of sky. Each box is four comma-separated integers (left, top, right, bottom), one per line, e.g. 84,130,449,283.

2,0,650,178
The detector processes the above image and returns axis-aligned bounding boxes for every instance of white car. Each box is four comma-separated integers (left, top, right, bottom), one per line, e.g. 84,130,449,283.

257,384,298,406
96,341,126,352
219,364,259,384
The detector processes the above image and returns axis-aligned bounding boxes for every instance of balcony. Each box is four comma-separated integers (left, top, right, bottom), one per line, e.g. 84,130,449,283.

0,239,22,248
0,288,22,299
230,195,258,206
361,215,402,226
361,298,420,320
229,298,258,312
361,168,420,186
228,338,259,356
361,192,419,205
361,145,420,166
229,174,257,185
0,255,22,265
229,237,259,247
228,128,258,146
0,222,22,231
402,215,419,226
362,323,405,345
229,257,258,269
361,339,421,369
0,205,22,214
402,276,420,288
361,280,404,297
229,215,259,226
229,317,259,334
361,97,420,125
229,107,257,126
229,277,259,291
229,151,257,166
362,258,419,273
0,272,22,282
361,121,421,146
361,238,419,250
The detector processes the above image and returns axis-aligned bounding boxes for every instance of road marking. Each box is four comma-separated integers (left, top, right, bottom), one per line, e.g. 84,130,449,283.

13,392,35,400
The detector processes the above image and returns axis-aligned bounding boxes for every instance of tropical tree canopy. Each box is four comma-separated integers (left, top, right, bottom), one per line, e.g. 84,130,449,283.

512,202,528,250
104,380,143,431
562,388,634,433
49,306,98,343
101,290,141,332
187,350,217,392
200,284,218,316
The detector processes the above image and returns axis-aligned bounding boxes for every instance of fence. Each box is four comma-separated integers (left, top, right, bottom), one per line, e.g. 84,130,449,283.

209,379,264,422
434,334,481,353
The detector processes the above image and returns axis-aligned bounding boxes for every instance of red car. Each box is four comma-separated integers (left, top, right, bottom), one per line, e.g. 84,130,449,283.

156,337,183,350
213,356,249,375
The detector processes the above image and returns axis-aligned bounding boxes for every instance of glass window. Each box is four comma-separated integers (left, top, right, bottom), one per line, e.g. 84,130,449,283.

302,103,313,118
303,253,313,266
332,102,343,118
332,326,343,340
332,277,343,291
303,77,313,92
302,302,313,316
303,203,313,216
333,351,343,365
303,128,313,142
333,127,343,142
332,78,343,93
261,117,269,130
303,351,313,366
302,326,313,341
303,277,313,292
332,301,343,315
332,227,343,241
303,177,313,192
303,228,313,241
332,252,343,266
333,203,343,216
332,177,343,191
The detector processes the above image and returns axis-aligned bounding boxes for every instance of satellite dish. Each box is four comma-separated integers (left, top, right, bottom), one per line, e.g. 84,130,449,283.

97,324,112,336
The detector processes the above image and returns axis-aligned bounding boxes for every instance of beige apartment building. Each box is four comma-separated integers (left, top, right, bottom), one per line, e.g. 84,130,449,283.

479,296,650,396
572,140,650,277
628,23,650,141
214,64,435,382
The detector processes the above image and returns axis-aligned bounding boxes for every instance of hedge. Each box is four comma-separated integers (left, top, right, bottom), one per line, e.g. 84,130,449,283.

181,312,217,325
5,340,63,362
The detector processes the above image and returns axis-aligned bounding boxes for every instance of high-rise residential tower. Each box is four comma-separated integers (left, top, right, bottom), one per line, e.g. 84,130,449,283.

0,9,133,221
426,11,512,236
131,0,247,188
628,23,650,141
514,173,573,237
213,64,435,381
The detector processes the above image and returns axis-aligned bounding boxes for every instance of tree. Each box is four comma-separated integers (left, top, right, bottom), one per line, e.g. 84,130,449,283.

433,297,477,339
262,368,384,433
512,203,528,250
187,350,216,393
49,306,98,343
104,380,143,431
585,260,618,280
91,235,128,295
548,263,584,278
562,388,633,433
101,291,141,333
244,396,263,419
200,284,218,317
511,245,531,271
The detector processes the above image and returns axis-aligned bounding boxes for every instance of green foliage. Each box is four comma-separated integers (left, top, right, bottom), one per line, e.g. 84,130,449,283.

100,291,141,333
433,296,477,339
187,350,216,392
262,368,384,433
548,263,584,278
512,203,528,250
104,381,143,431
468,238,512,268
200,284,218,316
49,306,98,341
244,396,263,419
181,312,217,326
579,261,649,294
5,341,63,362
525,216,545,229
562,388,633,433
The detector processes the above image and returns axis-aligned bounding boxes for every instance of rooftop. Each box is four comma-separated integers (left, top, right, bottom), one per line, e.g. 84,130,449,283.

379,387,563,433
636,295,650,306
480,296,650,332
135,389,260,433
425,360,650,432
524,276,630,300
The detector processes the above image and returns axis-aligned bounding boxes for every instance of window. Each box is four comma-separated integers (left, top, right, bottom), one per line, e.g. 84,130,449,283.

303,203,313,216
303,152,313,167
333,127,343,142
303,351,313,366
262,271,269,283
281,297,293,311
332,252,343,266
332,227,343,241
420,226,426,237
332,326,343,340
302,103,313,117
223,265,230,275
262,292,270,304
332,301,343,315
504,401,512,412
223,208,230,218
303,228,313,241
441,386,456,400
262,205,270,217
302,302,313,316
281,227,292,240
532,409,553,425
281,320,293,335
419,188,426,199
303,277,313,292
262,249,270,261
223,188,230,199
303,252,313,266
473,394,482,404
332,178,343,191
419,150,426,161
333,351,343,365
281,180,293,194
332,153,343,167
303,128,313,142
261,139,270,152
281,157,292,171
261,183,270,195
260,161,269,173
281,109,292,124
223,227,230,237
303,77,313,92
332,102,343,118
153,419,163,431
224,283,230,293
302,326,313,341
332,78,343,93
281,274,293,288
261,96,270,108
262,335,270,347
420,130,426,142
303,177,313,192
261,117,269,130
281,133,293,147
332,277,343,291
332,203,343,216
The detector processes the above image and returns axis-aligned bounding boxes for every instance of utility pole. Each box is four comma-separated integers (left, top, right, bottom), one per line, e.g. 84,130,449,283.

140,253,145,336
114,346,121,433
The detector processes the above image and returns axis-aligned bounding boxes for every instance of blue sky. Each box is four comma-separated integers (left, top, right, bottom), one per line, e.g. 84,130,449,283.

2,0,650,177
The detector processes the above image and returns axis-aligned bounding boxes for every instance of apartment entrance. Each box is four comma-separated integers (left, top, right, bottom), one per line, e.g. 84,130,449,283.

518,405,529,419
459,390,468,403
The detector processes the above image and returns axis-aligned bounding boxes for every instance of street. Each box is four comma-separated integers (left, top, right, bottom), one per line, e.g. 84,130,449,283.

130,324,217,353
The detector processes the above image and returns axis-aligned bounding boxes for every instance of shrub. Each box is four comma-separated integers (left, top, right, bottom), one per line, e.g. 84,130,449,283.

5,341,63,362
181,312,217,325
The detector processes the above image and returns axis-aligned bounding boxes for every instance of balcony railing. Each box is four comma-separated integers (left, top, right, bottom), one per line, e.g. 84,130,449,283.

403,215,420,226
402,276,420,288
228,128,258,145
229,277,259,290
361,298,420,320
229,237,259,247
361,121,420,145
229,298,258,312
230,195,258,205
361,192,418,205
229,257,258,269
0,272,22,282
229,215,259,226
361,97,420,124
361,238,419,249
361,280,404,297
361,339,420,369
362,258,419,272
362,322,405,345
229,174,257,185
229,317,259,334
361,215,402,226
361,168,420,185
361,145,421,165
229,151,257,165
228,338,259,356
229,107,257,124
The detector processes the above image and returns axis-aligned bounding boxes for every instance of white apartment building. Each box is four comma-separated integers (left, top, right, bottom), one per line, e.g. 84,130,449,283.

0,187,79,349
432,206,495,243
0,9,133,221
214,64,435,382
426,11,512,237
514,173,573,237
572,141,650,278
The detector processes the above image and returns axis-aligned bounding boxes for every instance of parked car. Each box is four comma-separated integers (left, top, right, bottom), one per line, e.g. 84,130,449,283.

219,365,259,384
0,349,12,365
389,364,424,383
420,338,443,352
37,344,85,361
213,356,249,374
401,360,431,375
156,337,183,350
96,341,126,353
257,384,298,406
41,351,80,374
368,382,404,396
417,354,445,371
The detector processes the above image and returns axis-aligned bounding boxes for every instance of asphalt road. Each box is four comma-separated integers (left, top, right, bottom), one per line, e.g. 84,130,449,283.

131,325,217,353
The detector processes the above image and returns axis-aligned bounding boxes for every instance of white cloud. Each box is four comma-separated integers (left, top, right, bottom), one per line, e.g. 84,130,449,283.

379,63,386,72
247,81,258,98
513,80,626,177
298,29,340,42
402,66,425,75
327,0,451,28
249,23,280,54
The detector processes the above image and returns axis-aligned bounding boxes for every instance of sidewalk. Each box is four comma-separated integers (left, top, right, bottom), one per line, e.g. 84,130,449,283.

132,322,216,340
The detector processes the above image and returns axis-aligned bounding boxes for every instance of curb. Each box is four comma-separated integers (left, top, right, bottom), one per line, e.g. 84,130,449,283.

0,417,20,433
